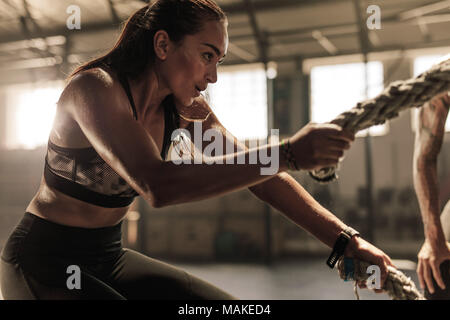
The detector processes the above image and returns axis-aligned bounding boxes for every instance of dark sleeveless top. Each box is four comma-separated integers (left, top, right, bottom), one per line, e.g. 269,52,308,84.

43,68,180,208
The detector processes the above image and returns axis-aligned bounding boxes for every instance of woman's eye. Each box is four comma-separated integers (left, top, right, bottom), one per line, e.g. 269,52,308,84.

203,53,214,62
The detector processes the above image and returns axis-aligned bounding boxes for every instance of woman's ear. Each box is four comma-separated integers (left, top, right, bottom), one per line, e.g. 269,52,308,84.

153,30,171,60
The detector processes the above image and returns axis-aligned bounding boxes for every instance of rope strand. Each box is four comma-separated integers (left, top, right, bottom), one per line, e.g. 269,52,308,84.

337,257,425,300
310,58,450,183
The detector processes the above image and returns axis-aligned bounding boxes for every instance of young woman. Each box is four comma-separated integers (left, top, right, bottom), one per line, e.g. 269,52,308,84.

0,0,394,299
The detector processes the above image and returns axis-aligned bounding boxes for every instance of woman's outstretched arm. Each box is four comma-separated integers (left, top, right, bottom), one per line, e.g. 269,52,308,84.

182,99,394,289
66,70,352,208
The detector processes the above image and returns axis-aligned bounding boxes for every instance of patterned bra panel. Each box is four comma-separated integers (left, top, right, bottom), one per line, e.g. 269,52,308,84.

43,70,180,208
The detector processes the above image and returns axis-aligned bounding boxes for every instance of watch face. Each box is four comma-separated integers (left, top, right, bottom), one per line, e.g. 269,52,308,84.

336,235,350,248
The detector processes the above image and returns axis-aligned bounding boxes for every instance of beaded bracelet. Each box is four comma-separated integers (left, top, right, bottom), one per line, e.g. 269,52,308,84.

280,139,299,171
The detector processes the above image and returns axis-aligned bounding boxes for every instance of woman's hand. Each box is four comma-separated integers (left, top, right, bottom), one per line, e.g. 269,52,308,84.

344,236,396,293
417,239,450,294
289,123,355,170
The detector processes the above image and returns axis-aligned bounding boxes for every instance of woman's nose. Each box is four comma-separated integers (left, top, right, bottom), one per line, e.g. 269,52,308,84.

206,66,218,84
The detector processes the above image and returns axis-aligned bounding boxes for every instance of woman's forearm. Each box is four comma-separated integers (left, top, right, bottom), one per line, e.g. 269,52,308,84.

148,144,289,207
248,172,347,248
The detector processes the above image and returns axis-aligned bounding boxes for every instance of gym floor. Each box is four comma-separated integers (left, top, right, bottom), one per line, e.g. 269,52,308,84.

0,257,419,300
171,257,420,300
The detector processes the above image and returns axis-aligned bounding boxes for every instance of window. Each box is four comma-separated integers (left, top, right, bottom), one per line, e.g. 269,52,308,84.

4,81,63,150
413,54,450,132
310,61,386,136
207,64,268,140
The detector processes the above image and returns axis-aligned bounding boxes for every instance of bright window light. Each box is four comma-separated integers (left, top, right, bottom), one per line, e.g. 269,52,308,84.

207,64,268,140
413,54,447,76
5,81,63,150
413,54,450,132
310,61,387,136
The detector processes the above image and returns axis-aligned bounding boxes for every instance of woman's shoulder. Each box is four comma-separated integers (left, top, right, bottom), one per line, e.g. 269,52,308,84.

59,66,123,110
68,66,117,93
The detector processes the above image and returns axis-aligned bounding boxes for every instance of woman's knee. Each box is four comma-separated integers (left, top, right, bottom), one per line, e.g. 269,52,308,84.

113,249,236,299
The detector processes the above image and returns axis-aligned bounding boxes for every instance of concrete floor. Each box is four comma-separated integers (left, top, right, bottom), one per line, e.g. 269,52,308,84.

171,257,422,300
0,257,421,300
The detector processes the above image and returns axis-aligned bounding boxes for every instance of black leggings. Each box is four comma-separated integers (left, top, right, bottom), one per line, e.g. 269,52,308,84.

0,212,236,300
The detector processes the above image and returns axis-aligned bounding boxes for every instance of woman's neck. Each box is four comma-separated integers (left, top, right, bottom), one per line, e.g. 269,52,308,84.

128,65,171,122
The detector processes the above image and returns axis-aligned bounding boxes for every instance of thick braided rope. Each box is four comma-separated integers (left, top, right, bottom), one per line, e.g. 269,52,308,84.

310,58,450,183
337,257,425,300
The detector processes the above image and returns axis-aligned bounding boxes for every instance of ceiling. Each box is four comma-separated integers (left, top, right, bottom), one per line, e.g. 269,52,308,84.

0,0,449,84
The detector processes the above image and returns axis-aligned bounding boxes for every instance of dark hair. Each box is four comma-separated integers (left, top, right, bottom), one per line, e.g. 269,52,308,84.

70,0,227,79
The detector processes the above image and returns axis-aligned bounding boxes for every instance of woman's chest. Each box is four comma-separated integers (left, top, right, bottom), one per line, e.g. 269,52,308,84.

142,110,190,157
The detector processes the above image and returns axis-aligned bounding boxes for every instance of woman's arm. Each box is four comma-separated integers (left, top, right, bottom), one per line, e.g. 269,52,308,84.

181,101,346,246
413,92,450,293
65,71,287,208
66,70,352,208
250,171,395,291
185,100,394,289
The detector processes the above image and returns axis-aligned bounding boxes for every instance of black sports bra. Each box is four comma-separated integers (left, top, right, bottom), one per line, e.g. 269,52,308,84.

43,68,180,208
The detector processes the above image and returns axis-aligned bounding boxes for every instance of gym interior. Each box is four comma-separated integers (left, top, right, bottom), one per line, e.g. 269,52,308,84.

0,0,449,300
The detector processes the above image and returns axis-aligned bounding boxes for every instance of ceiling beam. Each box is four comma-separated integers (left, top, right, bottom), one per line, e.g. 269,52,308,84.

399,0,450,20
2,0,22,17
1,0,449,45
107,0,121,24
16,0,53,60
0,0,350,44
21,0,41,32
227,42,257,62
418,13,450,23
416,16,432,42
228,11,448,44
352,0,370,56
3,36,450,73
0,20,111,44
242,0,268,65
1,0,450,68
223,0,349,14
311,30,338,55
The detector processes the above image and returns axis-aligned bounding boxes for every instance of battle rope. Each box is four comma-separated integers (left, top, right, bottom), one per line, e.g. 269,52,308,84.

336,257,425,300
310,58,450,183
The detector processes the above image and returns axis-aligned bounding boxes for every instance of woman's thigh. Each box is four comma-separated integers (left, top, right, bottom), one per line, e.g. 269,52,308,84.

110,249,236,300
0,258,125,300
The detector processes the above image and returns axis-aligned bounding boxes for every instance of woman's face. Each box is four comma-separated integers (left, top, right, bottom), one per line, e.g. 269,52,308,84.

162,20,228,106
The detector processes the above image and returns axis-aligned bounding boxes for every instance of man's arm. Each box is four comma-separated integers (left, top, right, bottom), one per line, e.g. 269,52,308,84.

413,92,450,293
414,93,449,245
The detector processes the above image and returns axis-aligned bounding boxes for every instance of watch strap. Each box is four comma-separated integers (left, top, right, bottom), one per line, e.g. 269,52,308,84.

326,227,360,269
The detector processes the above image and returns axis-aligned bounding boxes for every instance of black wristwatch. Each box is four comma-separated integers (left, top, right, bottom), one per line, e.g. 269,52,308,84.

326,227,360,269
